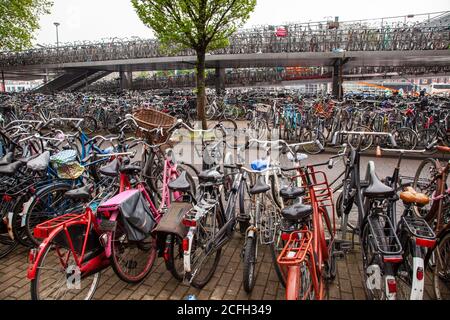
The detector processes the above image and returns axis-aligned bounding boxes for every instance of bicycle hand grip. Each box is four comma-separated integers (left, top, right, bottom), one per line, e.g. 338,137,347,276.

327,159,333,169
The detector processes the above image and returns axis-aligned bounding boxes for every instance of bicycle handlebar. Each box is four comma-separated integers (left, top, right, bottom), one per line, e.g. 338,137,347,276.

331,130,397,147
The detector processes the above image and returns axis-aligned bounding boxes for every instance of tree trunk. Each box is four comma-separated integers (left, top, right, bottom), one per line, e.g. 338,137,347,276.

196,50,207,130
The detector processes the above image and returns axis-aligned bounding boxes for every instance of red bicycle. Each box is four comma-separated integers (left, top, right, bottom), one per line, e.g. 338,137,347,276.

277,160,337,300
27,149,163,299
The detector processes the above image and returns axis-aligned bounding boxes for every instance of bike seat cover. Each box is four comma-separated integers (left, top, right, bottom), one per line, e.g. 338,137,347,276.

99,158,119,177
281,203,312,221
0,152,13,166
400,187,429,205
27,151,50,171
364,161,395,198
250,159,268,171
119,164,141,175
249,176,270,195
198,167,223,182
280,186,305,199
64,184,93,201
168,171,191,192
0,161,23,176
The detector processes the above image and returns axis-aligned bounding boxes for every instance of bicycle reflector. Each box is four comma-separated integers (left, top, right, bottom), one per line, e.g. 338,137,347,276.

281,232,290,241
416,267,424,281
182,218,196,227
416,237,436,248
2,195,12,202
387,278,397,294
28,248,37,264
383,255,403,263
182,238,189,251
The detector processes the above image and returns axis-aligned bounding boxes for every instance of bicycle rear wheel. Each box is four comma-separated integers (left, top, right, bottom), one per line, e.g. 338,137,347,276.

190,207,224,289
412,158,439,219
285,257,315,300
30,229,101,300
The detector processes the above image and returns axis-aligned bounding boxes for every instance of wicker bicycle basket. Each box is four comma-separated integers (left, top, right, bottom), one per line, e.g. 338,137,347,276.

133,108,177,144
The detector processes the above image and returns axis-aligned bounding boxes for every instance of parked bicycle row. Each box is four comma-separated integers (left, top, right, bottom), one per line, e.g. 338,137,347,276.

0,108,448,300
1,12,449,67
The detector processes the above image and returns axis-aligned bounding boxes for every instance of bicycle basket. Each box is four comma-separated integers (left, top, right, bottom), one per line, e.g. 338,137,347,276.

56,161,85,180
133,108,177,143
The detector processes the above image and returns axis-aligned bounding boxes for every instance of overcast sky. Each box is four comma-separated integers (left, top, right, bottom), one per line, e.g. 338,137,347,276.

34,0,449,45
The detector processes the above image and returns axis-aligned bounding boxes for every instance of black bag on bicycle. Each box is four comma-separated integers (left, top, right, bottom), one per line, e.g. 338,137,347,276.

113,189,156,241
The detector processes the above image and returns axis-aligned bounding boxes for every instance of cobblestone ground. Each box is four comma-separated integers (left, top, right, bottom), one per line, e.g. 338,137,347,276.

0,153,440,300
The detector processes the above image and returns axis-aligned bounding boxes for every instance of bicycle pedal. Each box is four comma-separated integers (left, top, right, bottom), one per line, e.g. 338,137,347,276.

99,219,117,232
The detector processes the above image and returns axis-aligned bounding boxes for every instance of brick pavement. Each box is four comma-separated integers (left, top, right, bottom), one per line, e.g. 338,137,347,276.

0,154,439,300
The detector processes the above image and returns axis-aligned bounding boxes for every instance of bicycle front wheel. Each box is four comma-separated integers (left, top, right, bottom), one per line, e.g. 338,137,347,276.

110,222,157,283
433,231,450,300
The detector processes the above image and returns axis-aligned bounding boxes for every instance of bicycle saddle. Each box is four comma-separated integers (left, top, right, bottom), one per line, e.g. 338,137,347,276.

0,152,13,166
198,166,223,182
400,187,429,206
119,164,141,175
64,184,93,202
99,158,119,177
249,176,270,195
0,161,24,176
168,171,191,192
280,186,305,199
281,203,312,221
364,161,395,199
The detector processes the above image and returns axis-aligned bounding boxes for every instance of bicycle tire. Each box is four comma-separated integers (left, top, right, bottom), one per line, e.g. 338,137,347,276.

190,207,224,289
110,221,157,283
30,228,101,300
412,158,440,219
433,231,450,300
285,257,314,300
242,234,258,293
164,233,185,282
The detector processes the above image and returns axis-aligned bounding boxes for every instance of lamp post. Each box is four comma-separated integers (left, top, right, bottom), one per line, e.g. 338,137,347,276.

54,22,60,48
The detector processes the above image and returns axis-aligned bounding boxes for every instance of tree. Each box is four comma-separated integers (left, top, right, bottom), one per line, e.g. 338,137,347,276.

0,0,53,51
131,0,256,129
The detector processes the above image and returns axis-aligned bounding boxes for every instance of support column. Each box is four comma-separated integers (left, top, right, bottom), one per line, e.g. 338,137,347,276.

215,67,225,94
332,59,344,100
120,71,133,90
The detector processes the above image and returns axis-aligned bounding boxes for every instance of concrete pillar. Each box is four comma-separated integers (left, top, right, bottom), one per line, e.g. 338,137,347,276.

120,71,133,90
215,67,225,94
332,60,343,99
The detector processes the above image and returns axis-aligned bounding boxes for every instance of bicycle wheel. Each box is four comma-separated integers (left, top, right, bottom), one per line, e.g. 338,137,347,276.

417,128,438,150
302,130,325,155
242,234,258,293
412,158,439,219
0,229,17,259
285,257,315,300
164,233,185,281
25,184,81,246
269,225,287,288
80,116,97,136
11,194,35,247
110,221,157,283
433,231,450,300
361,221,385,300
30,228,101,300
190,206,224,289
238,174,253,234
392,127,418,150
347,126,373,151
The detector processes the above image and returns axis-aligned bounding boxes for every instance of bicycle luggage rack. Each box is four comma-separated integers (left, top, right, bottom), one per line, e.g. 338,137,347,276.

367,213,402,256
277,230,312,266
260,205,279,245
402,216,435,240
34,213,85,239
184,198,218,221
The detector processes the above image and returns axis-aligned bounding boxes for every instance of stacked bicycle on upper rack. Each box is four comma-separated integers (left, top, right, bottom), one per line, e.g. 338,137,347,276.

0,104,448,300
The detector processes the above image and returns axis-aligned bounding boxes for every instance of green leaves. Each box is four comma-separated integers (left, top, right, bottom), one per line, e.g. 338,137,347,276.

131,0,256,53
0,0,52,51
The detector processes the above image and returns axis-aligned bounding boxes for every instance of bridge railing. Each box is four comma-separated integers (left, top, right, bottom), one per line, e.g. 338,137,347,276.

1,21,449,68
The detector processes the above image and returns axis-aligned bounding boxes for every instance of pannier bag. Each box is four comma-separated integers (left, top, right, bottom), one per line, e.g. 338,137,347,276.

50,149,85,179
98,189,156,241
